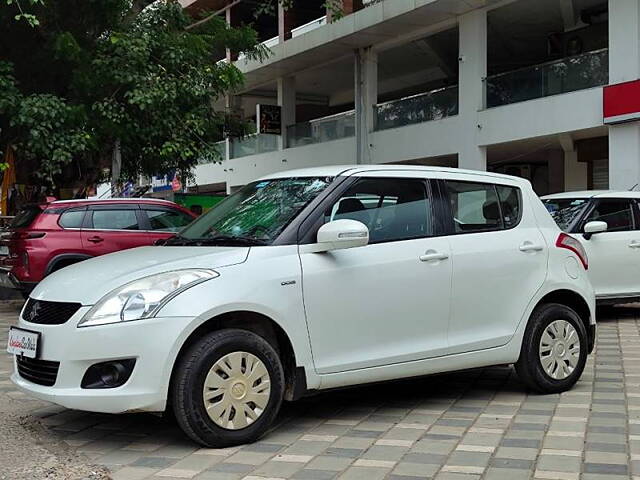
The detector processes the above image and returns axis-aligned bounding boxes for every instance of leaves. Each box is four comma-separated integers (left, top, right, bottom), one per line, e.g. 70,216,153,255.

0,0,269,187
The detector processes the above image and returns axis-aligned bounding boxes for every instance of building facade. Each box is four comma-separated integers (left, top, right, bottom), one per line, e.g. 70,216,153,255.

180,0,640,196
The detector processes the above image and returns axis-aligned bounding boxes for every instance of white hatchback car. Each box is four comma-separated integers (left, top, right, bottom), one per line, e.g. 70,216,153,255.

8,166,595,447
542,191,640,305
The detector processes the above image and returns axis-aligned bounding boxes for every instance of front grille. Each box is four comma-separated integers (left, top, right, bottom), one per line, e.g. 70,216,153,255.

16,356,60,386
22,299,81,325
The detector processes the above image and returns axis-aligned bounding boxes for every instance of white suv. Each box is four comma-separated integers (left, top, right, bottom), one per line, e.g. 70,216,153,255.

542,191,640,304
8,166,595,447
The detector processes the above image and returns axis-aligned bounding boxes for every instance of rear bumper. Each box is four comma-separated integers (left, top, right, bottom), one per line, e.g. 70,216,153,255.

0,269,34,292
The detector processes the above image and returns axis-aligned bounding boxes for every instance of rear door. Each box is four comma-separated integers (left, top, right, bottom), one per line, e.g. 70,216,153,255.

139,206,195,243
580,198,639,298
440,177,548,353
81,205,149,255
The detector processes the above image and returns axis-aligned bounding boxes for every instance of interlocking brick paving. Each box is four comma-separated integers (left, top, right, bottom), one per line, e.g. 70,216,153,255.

2,302,640,479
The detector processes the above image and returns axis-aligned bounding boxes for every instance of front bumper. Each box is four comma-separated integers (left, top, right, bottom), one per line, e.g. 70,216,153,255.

10,309,195,413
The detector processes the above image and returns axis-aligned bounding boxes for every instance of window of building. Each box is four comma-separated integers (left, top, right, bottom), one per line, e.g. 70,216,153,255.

326,178,432,243
91,210,139,230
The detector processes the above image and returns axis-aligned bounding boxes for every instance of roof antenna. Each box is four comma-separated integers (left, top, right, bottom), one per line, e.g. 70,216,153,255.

630,184,639,191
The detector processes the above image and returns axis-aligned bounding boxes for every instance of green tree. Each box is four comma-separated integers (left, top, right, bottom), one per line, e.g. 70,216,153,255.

0,0,267,188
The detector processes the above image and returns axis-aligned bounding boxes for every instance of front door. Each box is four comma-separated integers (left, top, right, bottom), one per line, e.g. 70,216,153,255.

442,178,548,353
580,198,640,299
300,176,452,374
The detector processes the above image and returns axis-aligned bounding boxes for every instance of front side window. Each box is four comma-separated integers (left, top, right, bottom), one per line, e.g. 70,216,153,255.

91,210,139,230
584,199,634,232
177,177,333,245
145,209,194,232
326,178,432,243
445,181,502,233
543,198,590,232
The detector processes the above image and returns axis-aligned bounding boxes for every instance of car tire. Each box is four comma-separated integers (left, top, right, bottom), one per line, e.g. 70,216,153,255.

515,303,587,394
172,329,284,448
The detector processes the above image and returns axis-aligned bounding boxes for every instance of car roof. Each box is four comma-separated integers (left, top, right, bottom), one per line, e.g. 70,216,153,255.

259,165,529,184
542,190,640,200
49,198,177,206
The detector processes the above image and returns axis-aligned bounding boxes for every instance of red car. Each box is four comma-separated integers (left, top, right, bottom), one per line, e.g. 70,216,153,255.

0,198,196,295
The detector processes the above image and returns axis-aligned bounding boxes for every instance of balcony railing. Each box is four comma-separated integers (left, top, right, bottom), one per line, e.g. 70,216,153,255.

286,110,355,148
230,134,279,159
198,141,227,165
375,86,459,131
292,16,327,38
485,48,609,108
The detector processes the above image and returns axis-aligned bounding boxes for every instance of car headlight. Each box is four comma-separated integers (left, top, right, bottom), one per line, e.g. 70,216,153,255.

78,269,218,327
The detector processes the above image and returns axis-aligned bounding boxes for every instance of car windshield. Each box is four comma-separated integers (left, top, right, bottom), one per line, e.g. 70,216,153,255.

170,177,333,246
543,198,590,232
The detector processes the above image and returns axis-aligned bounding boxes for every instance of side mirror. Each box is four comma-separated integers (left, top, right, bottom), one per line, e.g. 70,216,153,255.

583,220,607,240
304,219,369,253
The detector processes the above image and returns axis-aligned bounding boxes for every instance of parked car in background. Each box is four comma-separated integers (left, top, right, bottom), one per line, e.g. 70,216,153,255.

0,198,196,295
542,191,640,304
8,166,595,448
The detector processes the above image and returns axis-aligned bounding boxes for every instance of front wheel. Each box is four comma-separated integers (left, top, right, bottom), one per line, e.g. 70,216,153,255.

172,329,284,447
515,303,588,394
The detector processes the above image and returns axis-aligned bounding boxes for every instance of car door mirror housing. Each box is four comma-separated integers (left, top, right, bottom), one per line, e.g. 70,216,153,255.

305,219,369,253
583,220,608,240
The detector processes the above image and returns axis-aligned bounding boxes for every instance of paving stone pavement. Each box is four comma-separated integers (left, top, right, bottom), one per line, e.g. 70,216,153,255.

3,302,640,479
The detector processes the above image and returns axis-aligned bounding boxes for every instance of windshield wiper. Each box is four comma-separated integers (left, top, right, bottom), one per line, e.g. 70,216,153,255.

161,235,267,247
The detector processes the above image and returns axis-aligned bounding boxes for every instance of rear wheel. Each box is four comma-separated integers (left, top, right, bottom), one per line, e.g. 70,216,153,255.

515,303,587,393
172,329,284,447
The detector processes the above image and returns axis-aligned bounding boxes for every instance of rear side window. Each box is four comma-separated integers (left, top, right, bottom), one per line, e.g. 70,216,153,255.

584,199,635,232
144,209,193,232
10,207,41,228
59,209,85,229
91,210,139,230
326,178,432,243
445,181,502,233
444,181,522,234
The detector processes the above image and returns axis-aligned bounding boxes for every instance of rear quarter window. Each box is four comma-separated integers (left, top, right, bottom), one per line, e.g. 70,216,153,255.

58,209,86,229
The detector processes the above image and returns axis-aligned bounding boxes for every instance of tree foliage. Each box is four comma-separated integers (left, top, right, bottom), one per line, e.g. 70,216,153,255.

0,0,267,187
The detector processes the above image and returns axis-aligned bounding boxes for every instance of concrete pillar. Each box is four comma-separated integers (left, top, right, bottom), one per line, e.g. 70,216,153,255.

458,9,487,171
547,150,565,194
278,3,295,42
608,0,640,189
278,76,296,150
563,150,588,191
355,47,378,164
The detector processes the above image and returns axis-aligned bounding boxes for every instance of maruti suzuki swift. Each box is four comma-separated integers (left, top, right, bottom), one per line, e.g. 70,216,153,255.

8,166,596,447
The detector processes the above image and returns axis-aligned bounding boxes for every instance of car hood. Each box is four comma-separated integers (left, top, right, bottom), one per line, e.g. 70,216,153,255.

30,246,250,304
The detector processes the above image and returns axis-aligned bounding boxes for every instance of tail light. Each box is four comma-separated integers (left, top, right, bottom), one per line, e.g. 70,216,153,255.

556,233,588,270
2,232,46,244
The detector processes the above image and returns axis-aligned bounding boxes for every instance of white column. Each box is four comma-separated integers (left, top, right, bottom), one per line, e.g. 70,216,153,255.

608,0,640,189
563,150,588,191
457,9,487,171
278,76,296,150
355,47,378,164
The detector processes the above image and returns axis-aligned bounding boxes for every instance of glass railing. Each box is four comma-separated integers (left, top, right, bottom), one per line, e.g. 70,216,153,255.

230,134,279,159
286,110,355,148
485,48,609,108
375,86,459,131
198,141,226,164
291,16,327,37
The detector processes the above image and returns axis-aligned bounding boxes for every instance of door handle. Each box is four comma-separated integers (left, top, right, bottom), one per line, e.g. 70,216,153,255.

87,236,104,244
519,242,544,253
419,250,449,262
630,241,640,249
